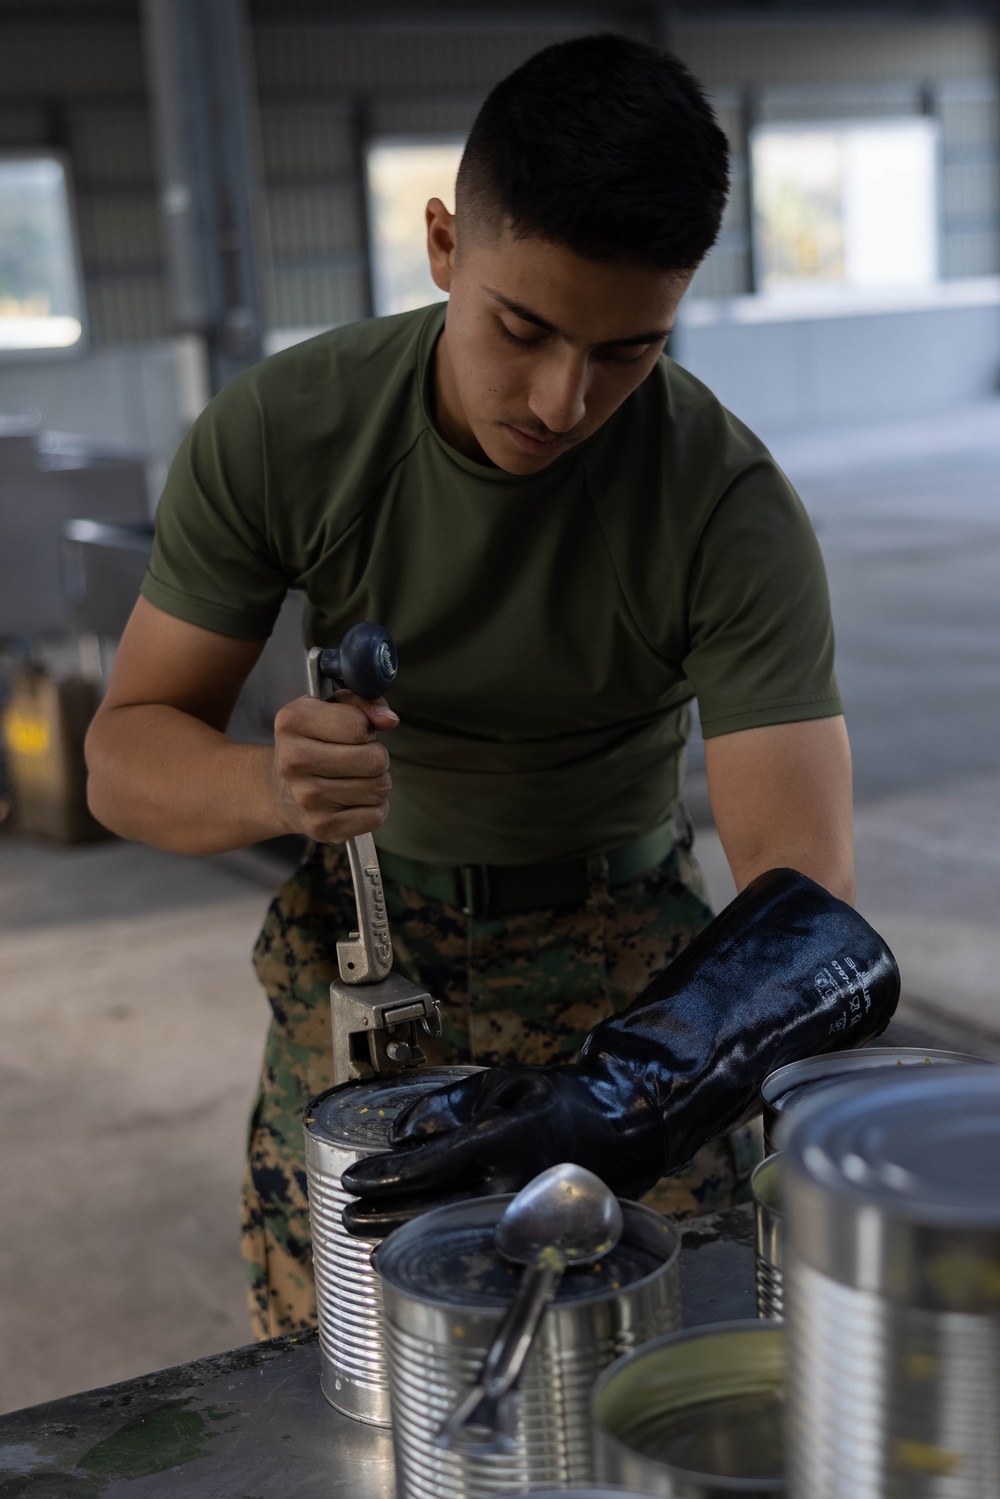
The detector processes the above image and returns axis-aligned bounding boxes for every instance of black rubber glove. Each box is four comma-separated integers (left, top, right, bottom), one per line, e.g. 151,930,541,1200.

341,868,899,1236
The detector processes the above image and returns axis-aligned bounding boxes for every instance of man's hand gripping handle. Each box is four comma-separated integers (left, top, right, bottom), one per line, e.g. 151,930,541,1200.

307,624,398,986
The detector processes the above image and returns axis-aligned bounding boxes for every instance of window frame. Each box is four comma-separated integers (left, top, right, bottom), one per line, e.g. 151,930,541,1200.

363,132,465,319
0,148,88,363
748,115,941,303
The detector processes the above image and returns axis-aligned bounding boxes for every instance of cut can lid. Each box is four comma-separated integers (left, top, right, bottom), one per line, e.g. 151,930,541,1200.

304,1067,477,1151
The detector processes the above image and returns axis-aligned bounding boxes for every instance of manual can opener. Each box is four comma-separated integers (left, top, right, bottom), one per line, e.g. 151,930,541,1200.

306,624,442,1085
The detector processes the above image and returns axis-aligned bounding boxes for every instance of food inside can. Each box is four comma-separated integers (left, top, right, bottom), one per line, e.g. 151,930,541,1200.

593,1320,785,1496
380,1216,666,1305
624,1388,783,1480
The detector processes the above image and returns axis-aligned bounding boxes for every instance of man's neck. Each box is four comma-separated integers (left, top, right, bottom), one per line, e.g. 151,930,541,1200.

432,326,494,466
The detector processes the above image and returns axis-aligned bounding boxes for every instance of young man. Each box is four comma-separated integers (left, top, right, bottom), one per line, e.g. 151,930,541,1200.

86,35,854,1338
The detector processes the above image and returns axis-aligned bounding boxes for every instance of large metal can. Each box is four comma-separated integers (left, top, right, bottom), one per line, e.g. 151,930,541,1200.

376,1194,682,1497
761,1046,988,1154
303,1067,476,1425
592,1319,785,1495
784,1065,1000,1498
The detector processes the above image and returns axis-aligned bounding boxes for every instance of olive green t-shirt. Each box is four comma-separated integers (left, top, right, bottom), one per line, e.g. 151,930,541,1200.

142,302,841,866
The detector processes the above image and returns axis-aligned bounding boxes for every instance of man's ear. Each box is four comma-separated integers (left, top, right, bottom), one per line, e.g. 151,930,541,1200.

426,197,457,293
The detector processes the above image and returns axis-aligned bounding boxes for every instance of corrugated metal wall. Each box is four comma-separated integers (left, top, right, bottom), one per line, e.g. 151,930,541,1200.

253,16,650,331
259,99,363,331
0,4,997,344
0,15,165,343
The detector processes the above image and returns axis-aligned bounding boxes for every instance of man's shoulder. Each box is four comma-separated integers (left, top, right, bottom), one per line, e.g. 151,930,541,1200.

265,303,434,378
657,355,775,475
199,304,439,469
243,304,437,424
589,353,785,536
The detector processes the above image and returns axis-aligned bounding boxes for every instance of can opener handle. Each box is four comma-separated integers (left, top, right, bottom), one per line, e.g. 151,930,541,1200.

306,624,398,987
309,624,443,1083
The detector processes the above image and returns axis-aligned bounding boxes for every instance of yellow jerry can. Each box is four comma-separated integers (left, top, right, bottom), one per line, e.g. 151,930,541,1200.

1,664,109,843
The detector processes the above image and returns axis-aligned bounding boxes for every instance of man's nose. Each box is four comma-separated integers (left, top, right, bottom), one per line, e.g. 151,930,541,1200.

527,350,588,434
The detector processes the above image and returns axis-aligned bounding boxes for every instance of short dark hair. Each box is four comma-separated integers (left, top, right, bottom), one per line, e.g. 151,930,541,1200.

457,34,729,273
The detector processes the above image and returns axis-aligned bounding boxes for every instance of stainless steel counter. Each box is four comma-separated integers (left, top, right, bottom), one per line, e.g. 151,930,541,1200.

0,1204,754,1498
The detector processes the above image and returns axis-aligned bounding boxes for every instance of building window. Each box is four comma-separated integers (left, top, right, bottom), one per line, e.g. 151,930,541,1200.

0,154,85,353
365,138,465,317
750,118,939,298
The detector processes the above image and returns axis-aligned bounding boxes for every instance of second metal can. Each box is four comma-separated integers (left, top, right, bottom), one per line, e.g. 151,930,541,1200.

376,1193,682,1498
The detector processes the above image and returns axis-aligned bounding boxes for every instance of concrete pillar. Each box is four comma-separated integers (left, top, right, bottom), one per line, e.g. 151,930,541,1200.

141,0,269,394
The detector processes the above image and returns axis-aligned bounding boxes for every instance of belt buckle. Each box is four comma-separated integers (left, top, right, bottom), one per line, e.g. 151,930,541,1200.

460,863,492,920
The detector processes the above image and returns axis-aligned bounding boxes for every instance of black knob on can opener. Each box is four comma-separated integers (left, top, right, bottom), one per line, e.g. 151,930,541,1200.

305,624,441,1083
306,621,398,702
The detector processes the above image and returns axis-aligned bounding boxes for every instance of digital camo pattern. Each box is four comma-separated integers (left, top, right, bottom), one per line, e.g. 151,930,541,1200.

241,840,763,1339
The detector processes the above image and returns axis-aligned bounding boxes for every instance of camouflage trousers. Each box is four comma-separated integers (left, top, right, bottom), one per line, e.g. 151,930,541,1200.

241,839,763,1340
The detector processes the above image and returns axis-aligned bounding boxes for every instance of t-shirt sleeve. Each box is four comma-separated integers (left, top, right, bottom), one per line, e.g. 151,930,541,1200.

140,373,289,639
684,459,843,737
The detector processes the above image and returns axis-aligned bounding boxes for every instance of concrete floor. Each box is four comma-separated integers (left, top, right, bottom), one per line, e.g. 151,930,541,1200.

0,838,276,1413
805,413,1000,1034
694,398,1000,1031
1,398,999,1415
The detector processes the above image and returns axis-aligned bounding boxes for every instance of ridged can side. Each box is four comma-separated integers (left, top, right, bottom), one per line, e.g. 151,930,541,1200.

787,1258,1000,1497
783,1067,1000,1498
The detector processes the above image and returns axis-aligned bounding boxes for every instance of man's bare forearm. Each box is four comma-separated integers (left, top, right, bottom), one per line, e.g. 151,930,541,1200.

705,717,856,908
85,703,290,855
87,601,396,855
726,840,855,906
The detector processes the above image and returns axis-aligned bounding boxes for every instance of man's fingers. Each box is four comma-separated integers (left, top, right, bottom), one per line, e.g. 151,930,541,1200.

304,803,391,844
342,1134,479,1196
331,689,399,732
278,730,390,783
276,694,396,747
296,773,393,810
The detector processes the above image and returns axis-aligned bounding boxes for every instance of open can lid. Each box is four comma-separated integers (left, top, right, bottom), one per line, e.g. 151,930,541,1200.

376,1194,679,1313
784,1065,1000,1300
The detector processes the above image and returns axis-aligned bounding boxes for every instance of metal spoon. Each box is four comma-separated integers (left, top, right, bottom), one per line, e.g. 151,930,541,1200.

437,1163,624,1454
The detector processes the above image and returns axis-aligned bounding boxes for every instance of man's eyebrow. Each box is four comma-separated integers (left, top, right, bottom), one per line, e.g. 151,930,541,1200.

486,289,558,332
484,287,670,347
603,327,672,347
